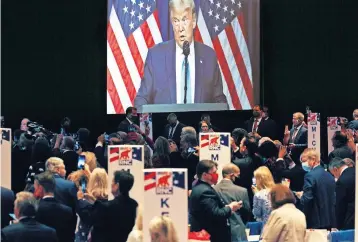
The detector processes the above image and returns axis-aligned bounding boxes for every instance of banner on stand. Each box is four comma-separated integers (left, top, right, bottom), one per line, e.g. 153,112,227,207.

107,145,144,204
199,133,231,182
143,168,188,242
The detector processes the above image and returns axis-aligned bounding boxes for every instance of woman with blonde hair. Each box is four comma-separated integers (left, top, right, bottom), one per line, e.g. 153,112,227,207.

149,216,179,242
252,166,275,224
75,168,109,242
126,205,143,242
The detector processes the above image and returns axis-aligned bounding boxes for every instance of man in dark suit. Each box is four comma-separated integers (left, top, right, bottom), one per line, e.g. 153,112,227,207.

295,149,336,229
189,160,242,242
1,187,15,229
329,158,355,230
117,107,138,133
34,172,74,242
245,105,276,140
283,112,308,163
52,135,79,178
214,164,250,242
232,136,260,207
78,170,138,242
1,191,58,242
164,113,185,146
134,0,227,107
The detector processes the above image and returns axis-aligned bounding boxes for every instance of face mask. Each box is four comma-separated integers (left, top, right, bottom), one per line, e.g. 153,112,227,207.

253,111,260,118
301,162,311,172
170,122,176,127
334,178,338,182
231,175,238,182
210,172,219,185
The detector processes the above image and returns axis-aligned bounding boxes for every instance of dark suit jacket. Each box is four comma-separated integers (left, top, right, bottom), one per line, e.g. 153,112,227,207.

245,118,277,139
281,165,307,192
53,149,78,178
134,40,227,107
232,155,261,208
189,180,231,242
300,166,336,229
53,174,77,210
164,122,185,146
348,119,358,130
117,118,131,133
289,126,308,162
328,146,355,162
36,197,74,242
79,194,138,242
335,167,355,230
214,180,250,241
1,217,58,242
1,187,14,229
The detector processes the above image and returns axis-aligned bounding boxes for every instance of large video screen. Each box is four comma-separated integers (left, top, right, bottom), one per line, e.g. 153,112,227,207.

107,0,260,114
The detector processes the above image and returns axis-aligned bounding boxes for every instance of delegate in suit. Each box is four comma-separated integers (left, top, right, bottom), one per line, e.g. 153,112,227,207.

134,0,227,107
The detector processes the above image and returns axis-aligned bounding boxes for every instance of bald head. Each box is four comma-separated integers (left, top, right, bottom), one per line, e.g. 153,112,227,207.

222,163,240,181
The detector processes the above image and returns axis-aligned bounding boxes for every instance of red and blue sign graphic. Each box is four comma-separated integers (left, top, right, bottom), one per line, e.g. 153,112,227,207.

200,134,229,150
109,146,142,165
144,171,185,195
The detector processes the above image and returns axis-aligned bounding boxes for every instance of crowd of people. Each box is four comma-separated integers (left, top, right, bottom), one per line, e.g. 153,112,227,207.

1,106,357,242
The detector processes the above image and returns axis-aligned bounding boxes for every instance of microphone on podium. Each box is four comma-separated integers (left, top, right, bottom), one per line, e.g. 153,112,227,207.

183,40,190,104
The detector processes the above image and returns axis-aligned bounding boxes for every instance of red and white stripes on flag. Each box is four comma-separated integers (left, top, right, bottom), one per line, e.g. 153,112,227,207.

194,8,253,110
107,6,162,114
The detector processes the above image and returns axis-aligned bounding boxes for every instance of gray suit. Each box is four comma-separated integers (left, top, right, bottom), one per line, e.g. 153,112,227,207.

214,179,250,242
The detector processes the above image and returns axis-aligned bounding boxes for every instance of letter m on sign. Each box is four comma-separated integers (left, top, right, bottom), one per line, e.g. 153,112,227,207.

311,126,316,132
211,154,219,161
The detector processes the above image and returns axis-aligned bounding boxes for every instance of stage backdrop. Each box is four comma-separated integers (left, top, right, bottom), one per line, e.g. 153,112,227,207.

106,0,260,114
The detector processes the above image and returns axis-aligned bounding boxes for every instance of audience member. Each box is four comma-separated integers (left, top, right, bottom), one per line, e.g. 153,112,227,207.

189,160,242,242
1,187,15,229
118,107,138,133
261,184,306,242
24,137,52,191
1,192,58,242
149,216,179,242
233,136,260,207
329,158,355,230
77,128,91,152
53,135,78,177
348,109,358,130
78,170,138,242
328,131,355,162
343,158,355,167
164,113,185,146
214,164,250,242
126,205,143,242
283,112,308,162
252,166,274,224
200,113,218,131
245,105,276,140
231,128,248,160
151,136,171,168
295,148,336,229
34,171,74,242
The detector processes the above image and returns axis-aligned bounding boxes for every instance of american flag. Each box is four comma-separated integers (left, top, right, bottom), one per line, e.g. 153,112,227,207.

144,171,156,191
107,0,255,114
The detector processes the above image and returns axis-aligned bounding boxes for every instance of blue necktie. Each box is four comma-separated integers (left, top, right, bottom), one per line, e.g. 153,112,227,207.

182,57,192,103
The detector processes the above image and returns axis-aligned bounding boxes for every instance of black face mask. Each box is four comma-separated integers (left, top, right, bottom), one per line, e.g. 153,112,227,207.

170,122,176,127
253,111,260,118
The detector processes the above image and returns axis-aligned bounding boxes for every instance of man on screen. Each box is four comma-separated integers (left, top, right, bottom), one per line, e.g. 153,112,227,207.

134,0,227,108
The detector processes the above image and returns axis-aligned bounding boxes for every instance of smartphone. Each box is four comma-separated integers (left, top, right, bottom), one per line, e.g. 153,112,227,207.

252,177,256,187
104,133,109,143
187,147,196,153
77,155,86,170
81,180,87,193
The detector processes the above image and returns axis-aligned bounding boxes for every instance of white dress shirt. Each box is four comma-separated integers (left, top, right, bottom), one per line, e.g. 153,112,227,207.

175,41,195,104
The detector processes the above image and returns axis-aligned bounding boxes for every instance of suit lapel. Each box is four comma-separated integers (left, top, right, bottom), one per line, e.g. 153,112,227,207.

166,40,176,103
194,42,203,103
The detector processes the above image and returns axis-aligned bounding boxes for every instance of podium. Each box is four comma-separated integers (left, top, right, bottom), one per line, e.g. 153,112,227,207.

137,103,229,113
